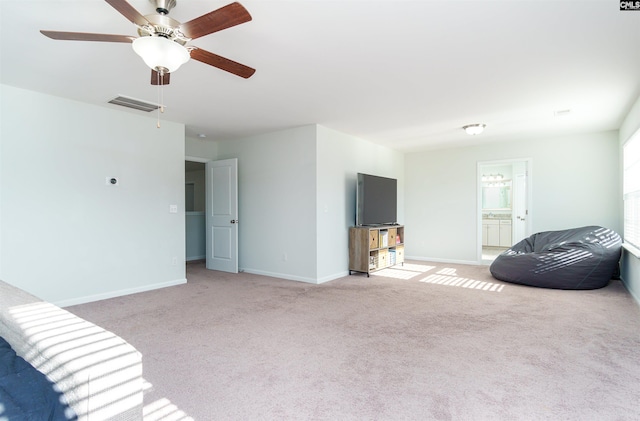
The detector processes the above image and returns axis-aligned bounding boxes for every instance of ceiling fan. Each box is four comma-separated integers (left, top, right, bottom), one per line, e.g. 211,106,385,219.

40,0,255,85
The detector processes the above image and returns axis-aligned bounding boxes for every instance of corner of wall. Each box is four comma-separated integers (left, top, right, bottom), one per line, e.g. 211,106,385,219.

620,95,640,143
619,93,640,305
620,250,640,307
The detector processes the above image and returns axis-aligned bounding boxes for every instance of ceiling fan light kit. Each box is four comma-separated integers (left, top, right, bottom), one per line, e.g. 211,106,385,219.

132,36,190,73
40,0,255,84
463,124,486,135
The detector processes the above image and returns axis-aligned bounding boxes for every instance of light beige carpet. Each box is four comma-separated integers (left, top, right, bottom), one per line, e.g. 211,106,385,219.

68,260,640,420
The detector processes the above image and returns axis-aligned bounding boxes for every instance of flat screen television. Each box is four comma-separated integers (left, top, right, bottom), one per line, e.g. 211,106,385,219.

356,173,397,226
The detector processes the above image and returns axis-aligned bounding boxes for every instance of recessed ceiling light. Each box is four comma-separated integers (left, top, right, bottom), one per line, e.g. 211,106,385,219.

462,124,486,135
198,133,207,138
554,109,572,117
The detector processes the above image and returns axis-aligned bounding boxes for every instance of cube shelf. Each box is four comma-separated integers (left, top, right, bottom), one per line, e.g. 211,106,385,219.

349,225,404,276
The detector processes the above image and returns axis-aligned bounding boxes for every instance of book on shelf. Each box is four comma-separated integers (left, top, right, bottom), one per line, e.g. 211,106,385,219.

380,231,389,247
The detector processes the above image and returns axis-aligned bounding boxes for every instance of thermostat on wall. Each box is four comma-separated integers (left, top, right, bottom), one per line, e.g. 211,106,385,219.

106,177,119,186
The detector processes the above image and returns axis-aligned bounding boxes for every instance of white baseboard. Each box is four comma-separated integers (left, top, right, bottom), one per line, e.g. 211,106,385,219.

620,275,640,307
56,278,187,308
241,268,319,284
239,269,356,285
186,255,205,262
629,287,640,307
317,271,350,284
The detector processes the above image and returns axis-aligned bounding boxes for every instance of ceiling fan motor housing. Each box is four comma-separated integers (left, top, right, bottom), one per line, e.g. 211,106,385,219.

151,0,177,15
137,14,189,45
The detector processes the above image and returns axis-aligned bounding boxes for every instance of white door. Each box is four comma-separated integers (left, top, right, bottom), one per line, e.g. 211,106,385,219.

205,158,238,273
513,173,528,244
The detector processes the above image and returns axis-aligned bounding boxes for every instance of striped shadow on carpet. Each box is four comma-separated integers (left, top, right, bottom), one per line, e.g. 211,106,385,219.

372,264,506,292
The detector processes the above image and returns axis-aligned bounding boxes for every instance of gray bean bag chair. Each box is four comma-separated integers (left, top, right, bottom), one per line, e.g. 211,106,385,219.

490,226,622,290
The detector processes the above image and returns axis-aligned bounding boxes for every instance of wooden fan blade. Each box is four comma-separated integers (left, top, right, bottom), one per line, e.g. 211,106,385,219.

151,69,171,85
190,48,255,79
105,0,149,26
40,30,135,43
180,2,252,40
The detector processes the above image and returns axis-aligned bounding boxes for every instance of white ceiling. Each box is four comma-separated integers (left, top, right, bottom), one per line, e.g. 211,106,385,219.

1,1,639,152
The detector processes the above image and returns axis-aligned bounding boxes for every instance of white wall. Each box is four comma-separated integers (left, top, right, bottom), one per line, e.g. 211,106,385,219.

316,126,404,281
0,85,186,305
405,131,620,263
194,125,404,284
619,94,640,304
215,126,318,282
185,136,217,160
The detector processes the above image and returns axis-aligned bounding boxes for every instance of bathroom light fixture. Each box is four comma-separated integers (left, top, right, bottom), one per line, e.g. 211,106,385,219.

463,124,486,135
132,36,190,74
482,173,503,182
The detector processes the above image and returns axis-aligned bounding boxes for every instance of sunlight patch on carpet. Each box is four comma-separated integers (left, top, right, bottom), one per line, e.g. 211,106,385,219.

419,268,505,292
398,263,437,272
373,264,436,279
370,264,505,292
143,397,194,421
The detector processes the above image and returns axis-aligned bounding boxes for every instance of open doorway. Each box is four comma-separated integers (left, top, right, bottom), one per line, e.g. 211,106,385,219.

185,160,206,261
184,157,240,273
478,159,532,263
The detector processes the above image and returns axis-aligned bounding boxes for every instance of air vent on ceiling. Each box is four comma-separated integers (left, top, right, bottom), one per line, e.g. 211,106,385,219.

108,95,159,112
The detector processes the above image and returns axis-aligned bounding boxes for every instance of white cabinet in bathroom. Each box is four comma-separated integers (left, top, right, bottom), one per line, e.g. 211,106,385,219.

499,219,512,247
483,219,512,247
483,219,500,247
482,222,488,246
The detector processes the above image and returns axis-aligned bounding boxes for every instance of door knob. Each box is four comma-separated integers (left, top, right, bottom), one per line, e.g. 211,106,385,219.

230,219,238,224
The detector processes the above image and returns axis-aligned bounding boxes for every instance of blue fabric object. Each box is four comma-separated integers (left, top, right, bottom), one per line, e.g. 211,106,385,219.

0,336,76,420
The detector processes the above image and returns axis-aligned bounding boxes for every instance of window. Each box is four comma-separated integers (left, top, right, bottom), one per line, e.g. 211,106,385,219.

623,130,640,251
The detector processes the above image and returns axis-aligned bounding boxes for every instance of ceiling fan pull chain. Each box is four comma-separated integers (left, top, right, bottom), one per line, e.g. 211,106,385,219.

160,73,165,114
156,70,162,128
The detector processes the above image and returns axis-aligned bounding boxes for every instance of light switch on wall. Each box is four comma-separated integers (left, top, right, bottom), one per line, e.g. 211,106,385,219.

169,205,178,213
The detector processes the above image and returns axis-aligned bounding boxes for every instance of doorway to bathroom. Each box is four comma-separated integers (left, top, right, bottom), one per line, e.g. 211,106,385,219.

478,159,532,263
185,160,206,262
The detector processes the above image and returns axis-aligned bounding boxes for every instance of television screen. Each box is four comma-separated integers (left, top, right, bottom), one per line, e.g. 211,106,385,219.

356,173,397,226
